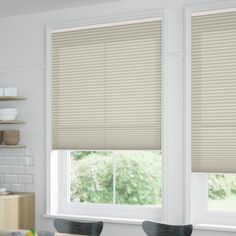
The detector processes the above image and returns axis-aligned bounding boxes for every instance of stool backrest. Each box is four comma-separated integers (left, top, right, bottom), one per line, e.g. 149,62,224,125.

54,219,103,236
142,221,193,236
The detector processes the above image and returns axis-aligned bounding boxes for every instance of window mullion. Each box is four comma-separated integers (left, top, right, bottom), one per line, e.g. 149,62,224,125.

113,151,117,205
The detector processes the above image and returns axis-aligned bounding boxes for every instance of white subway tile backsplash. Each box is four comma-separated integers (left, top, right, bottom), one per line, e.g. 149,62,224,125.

0,157,4,165
0,183,11,190
11,166,25,174
33,175,36,184
0,149,35,193
0,166,11,174
10,149,26,157
11,184,25,192
32,156,36,165
26,148,35,157
18,157,33,165
5,157,18,165
18,175,32,184
25,166,35,175
18,157,26,165
0,88,3,96
25,184,35,192
26,157,33,165
0,149,11,157
5,175,17,183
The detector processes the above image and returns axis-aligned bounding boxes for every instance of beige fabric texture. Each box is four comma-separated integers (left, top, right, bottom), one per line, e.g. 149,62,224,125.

192,11,236,172
51,20,162,150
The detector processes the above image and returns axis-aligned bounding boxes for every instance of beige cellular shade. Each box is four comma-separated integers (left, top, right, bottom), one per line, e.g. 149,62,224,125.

192,11,236,173
51,20,162,150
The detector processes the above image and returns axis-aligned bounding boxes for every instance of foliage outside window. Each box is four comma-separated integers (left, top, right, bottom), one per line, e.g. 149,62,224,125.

208,174,236,211
70,151,162,206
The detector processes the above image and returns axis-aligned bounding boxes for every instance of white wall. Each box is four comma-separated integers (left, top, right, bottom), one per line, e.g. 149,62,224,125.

0,0,233,235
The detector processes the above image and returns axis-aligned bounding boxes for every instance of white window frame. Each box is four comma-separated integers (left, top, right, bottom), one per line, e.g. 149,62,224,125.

57,150,162,222
184,0,236,228
46,10,169,224
191,173,236,226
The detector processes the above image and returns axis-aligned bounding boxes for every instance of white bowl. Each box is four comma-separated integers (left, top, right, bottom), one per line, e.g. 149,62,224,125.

4,87,17,97
0,188,7,193
0,108,18,121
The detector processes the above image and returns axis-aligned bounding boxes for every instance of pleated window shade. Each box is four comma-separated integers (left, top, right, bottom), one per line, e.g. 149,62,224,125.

192,11,236,173
51,20,162,150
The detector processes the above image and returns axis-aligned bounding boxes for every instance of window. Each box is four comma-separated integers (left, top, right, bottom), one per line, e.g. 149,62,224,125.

70,151,162,206
53,150,162,221
48,17,163,221
191,173,236,226
208,174,236,212
50,19,162,151
189,8,236,226
191,10,236,173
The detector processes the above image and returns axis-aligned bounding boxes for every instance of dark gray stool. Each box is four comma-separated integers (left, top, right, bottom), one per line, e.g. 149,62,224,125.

142,221,193,236
54,219,103,236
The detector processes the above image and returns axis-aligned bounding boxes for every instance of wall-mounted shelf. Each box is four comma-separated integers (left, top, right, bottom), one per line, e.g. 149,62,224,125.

0,144,26,148
0,94,27,149
0,96,26,101
0,120,26,124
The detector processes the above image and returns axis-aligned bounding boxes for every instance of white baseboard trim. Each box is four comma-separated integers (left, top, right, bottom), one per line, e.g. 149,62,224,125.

194,224,236,233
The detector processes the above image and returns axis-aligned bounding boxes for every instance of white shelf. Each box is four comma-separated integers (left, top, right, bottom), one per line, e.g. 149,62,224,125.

0,144,26,148
0,120,26,124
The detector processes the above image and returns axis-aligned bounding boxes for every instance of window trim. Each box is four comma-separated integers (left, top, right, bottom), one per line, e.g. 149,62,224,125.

57,150,162,222
43,213,148,225
46,9,169,223
191,173,236,226
184,0,236,226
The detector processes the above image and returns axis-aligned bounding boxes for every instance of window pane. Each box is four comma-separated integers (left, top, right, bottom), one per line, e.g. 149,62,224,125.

208,174,236,211
70,150,162,206
70,151,113,204
115,151,162,206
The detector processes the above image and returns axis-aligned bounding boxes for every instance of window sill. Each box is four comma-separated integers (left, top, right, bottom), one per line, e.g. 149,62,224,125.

194,224,236,233
44,213,145,225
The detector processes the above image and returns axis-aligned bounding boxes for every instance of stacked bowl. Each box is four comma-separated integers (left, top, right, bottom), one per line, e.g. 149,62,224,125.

0,108,18,121
3,130,20,145
0,188,10,195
